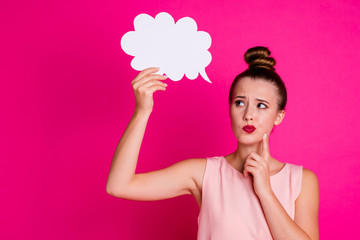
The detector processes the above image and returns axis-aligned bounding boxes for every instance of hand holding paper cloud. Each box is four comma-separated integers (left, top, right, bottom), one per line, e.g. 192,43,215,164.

121,12,212,83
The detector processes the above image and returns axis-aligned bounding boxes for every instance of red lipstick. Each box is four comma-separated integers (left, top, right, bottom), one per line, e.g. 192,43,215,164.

242,125,256,133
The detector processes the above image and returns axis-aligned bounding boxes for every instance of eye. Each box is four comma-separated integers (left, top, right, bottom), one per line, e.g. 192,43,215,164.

235,100,244,106
258,103,267,109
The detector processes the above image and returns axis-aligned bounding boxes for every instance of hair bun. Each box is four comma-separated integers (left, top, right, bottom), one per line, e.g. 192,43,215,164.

244,46,276,71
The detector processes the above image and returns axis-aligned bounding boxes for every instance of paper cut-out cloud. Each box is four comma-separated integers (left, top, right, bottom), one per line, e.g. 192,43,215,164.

121,12,212,83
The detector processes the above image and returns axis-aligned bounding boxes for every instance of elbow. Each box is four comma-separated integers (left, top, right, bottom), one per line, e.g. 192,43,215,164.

106,184,126,198
106,184,113,195
106,188,121,197
106,177,135,197
106,184,120,197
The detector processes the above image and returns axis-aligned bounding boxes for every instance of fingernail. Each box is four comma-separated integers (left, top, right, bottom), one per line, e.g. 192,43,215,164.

264,133,267,138
164,83,168,86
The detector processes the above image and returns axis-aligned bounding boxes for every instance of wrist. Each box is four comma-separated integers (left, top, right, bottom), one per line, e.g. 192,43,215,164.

133,107,152,118
257,189,275,201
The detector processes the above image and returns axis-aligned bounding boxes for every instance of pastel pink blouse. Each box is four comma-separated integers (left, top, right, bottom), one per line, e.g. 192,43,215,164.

197,156,303,240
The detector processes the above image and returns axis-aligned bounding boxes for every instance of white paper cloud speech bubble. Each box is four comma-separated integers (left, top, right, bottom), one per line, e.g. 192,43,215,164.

121,12,212,83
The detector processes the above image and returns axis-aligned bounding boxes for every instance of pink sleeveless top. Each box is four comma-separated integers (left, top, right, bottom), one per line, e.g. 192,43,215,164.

197,156,303,240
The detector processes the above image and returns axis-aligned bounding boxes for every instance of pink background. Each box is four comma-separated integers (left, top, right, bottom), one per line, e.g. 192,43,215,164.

1,0,360,239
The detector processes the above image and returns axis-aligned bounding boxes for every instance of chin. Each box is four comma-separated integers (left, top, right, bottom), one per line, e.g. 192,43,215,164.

235,134,262,144
236,138,260,146
239,141,258,146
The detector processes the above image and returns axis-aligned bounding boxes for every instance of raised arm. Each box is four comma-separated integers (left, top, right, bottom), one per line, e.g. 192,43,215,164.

106,67,204,201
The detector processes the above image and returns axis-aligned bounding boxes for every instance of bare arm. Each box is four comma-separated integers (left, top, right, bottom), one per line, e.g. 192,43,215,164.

106,67,201,200
106,67,167,196
293,169,319,239
105,108,151,196
258,168,319,240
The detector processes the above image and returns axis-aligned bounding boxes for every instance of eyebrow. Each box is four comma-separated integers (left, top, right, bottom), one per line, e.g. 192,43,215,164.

234,95,271,105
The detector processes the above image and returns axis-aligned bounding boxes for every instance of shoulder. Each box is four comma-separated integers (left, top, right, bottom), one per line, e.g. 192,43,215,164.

296,167,319,203
189,157,207,181
180,156,222,194
172,157,207,181
301,168,319,193
178,158,207,195
181,156,220,172
302,167,318,182
287,163,317,182
178,157,207,180
180,157,207,169
285,164,319,202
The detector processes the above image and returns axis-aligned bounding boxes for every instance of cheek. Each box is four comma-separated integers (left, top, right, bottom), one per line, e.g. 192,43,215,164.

249,111,268,125
230,111,242,126
261,115,277,129
229,112,240,133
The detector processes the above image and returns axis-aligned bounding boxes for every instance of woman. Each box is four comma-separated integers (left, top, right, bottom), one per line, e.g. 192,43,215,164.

106,46,319,239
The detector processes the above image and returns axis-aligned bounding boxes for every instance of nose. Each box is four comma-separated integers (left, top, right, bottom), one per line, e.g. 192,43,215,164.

243,107,254,122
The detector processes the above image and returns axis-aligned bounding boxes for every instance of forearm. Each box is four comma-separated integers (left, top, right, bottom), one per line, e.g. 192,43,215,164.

258,192,311,240
106,108,151,195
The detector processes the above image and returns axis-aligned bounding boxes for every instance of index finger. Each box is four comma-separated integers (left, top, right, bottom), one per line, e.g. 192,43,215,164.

262,133,270,160
133,67,160,83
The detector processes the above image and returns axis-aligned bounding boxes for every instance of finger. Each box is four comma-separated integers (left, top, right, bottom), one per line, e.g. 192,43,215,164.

262,133,270,160
243,156,258,178
247,152,263,163
246,152,268,170
137,81,167,93
133,74,168,87
147,84,167,94
243,166,256,177
133,67,160,83
244,158,259,168
141,79,168,89
244,158,260,166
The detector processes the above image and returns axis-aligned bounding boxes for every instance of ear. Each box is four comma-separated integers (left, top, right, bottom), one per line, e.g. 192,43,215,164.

274,110,285,126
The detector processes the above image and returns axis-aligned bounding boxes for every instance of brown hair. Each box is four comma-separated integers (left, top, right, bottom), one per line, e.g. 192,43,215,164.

228,46,287,111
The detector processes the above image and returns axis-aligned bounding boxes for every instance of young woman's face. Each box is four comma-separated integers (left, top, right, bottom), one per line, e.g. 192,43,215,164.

229,77,285,145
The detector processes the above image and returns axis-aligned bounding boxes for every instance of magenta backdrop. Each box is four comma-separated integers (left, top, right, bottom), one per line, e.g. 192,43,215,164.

1,0,360,239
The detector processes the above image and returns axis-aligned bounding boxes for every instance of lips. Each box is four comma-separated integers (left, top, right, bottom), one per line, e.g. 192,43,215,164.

242,125,256,133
